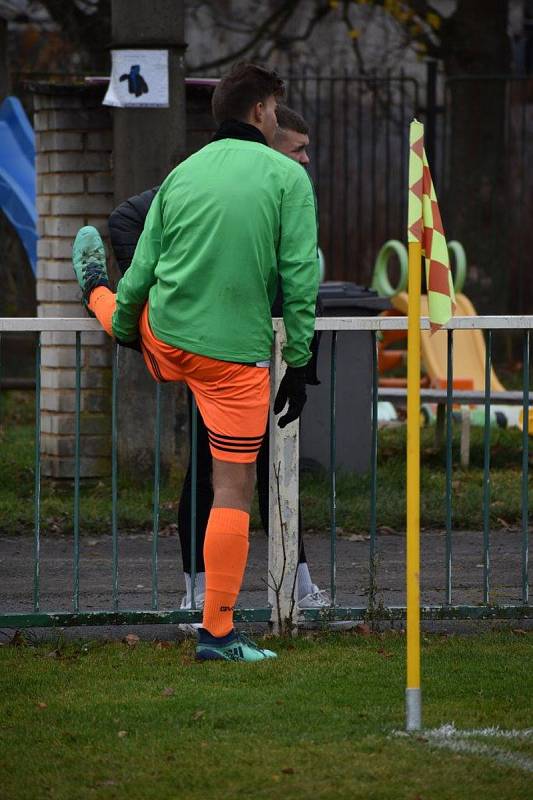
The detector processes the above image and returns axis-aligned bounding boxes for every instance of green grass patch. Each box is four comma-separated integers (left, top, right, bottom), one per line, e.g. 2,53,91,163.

0,631,531,799
1,391,531,535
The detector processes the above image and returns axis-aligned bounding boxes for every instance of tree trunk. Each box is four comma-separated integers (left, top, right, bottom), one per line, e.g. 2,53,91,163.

441,0,511,314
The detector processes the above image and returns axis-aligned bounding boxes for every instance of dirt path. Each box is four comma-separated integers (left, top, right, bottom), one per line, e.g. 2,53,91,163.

0,528,529,623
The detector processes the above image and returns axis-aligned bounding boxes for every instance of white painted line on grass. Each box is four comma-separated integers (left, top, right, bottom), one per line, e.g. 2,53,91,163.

427,736,533,774
427,723,533,741
393,723,533,774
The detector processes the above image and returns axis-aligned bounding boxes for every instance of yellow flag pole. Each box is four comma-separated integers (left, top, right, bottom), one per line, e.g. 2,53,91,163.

406,238,422,731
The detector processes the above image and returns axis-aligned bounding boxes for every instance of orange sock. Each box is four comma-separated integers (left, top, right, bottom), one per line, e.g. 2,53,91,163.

202,507,250,637
88,286,116,336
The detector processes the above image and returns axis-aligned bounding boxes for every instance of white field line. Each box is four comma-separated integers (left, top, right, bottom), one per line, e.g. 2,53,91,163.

428,737,533,774
427,723,533,741
394,724,533,774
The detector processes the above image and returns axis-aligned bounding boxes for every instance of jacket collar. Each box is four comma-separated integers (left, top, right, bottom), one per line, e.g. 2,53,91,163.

212,119,268,147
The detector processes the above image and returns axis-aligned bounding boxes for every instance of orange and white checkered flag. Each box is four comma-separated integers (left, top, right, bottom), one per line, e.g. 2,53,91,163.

408,119,455,332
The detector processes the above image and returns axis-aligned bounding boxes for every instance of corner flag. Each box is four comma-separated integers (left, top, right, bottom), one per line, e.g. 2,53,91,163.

408,119,455,331
405,118,456,732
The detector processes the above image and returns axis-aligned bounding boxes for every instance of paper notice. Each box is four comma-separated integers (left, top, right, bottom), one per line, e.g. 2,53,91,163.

103,50,169,108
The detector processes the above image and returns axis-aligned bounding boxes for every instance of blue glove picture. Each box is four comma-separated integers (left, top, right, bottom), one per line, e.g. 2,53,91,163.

119,65,149,97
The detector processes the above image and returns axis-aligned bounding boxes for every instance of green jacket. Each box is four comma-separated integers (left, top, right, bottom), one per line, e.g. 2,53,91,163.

112,138,319,367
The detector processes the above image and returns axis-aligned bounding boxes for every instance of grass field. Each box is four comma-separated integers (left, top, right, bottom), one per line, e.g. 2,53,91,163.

0,390,531,536
0,630,531,799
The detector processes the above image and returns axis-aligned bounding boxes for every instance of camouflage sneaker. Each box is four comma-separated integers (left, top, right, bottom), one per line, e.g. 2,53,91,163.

196,628,277,662
72,226,109,314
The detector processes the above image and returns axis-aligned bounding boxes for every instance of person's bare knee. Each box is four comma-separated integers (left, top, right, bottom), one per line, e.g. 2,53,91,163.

212,458,256,512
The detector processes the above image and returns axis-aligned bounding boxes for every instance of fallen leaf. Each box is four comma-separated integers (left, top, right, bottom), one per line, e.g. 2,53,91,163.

155,641,171,650
123,634,140,647
377,648,394,658
354,623,371,636
281,767,295,775
36,702,47,709
378,525,400,536
117,730,128,738
512,628,527,636
159,523,178,537
98,780,118,787
496,517,511,529
192,710,205,721
346,533,369,542
161,687,175,697
10,630,26,647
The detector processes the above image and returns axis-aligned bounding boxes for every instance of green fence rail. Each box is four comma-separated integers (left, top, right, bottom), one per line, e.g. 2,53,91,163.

0,315,532,631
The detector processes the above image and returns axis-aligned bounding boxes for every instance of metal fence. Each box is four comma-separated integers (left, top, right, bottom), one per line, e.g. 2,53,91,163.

284,71,533,318
284,73,420,286
0,315,532,631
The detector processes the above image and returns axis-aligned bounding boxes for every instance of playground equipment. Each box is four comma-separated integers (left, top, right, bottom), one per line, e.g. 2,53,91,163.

391,291,505,394
0,97,37,272
372,239,505,394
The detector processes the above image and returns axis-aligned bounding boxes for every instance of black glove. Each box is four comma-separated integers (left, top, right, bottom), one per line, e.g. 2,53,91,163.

116,336,142,353
305,331,321,386
274,365,308,428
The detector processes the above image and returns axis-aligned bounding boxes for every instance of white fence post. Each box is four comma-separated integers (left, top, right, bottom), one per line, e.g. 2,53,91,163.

268,320,299,635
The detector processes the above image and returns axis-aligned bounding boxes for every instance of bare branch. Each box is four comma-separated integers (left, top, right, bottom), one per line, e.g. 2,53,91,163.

189,0,302,72
261,0,333,62
189,0,336,74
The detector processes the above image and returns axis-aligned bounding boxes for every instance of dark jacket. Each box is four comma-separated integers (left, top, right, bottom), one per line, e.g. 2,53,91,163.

108,186,159,276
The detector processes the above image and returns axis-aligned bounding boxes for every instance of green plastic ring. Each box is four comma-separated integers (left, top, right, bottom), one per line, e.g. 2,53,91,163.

447,240,466,293
371,240,408,297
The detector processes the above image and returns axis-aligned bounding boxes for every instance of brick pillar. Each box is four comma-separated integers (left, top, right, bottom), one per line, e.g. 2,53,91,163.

32,83,114,478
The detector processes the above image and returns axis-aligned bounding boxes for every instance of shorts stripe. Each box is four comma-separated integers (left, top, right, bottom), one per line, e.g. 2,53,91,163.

145,349,168,383
206,426,265,443
209,442,263,454
208,433,263,447
207,433,264,451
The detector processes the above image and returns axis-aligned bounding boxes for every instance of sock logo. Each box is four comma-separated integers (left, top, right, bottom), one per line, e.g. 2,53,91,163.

219,605,235,612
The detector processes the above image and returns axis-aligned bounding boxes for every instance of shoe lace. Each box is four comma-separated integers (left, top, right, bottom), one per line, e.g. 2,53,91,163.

310,589,331,605
80,246,103,266
82,262,105,281
80,246,106,284
236,632,266,653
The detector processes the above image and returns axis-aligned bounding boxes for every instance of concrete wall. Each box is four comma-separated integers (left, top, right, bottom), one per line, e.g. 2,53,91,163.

34,84,114,478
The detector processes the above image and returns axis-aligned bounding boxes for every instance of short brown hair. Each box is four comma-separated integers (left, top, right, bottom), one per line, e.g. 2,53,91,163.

212,62,285,125
275,105,309,135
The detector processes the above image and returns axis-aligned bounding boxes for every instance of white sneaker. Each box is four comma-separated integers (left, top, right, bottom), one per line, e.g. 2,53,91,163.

179,593,205,636
298,584,331,609
298,585,354,629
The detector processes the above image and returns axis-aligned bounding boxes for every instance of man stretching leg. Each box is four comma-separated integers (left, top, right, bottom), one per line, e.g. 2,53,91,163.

72,63,319,661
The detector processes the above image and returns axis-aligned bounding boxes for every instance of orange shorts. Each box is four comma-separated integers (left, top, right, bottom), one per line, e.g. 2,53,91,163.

138,307,269,463
89,288,270,463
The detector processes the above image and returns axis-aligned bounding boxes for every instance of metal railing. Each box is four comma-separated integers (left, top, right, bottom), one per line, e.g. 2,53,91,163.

284,73,420,284
0,315,532,631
